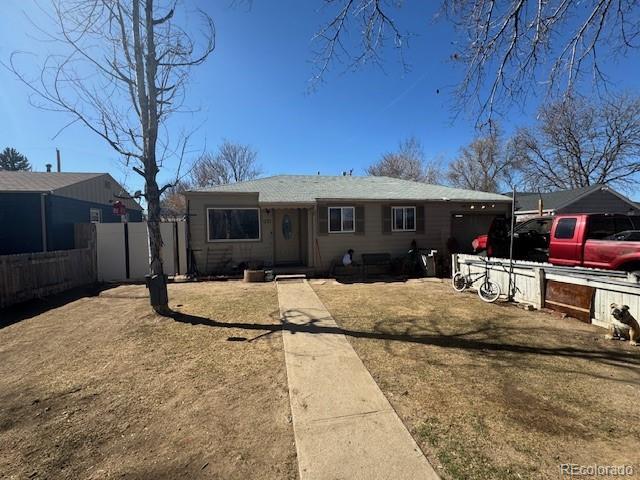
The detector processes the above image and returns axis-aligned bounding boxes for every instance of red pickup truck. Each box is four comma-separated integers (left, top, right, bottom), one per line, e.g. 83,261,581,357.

548,214,640,272
478,213,640,272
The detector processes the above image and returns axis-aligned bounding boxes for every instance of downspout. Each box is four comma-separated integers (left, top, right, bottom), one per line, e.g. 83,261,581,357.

40,193,48,252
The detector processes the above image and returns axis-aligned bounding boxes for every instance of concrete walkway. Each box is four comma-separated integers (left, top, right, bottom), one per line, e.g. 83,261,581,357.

277,279,439,480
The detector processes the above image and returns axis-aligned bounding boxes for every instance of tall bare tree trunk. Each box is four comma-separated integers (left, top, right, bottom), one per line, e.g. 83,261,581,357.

134,0,169,314
7,0,215,315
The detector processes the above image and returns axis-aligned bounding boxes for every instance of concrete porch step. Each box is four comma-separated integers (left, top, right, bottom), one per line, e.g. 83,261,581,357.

275,274,307,282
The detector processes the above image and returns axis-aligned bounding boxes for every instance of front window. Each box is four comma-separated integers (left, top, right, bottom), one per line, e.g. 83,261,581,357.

208,208,260,241
392,207,416,232
328,207,355,233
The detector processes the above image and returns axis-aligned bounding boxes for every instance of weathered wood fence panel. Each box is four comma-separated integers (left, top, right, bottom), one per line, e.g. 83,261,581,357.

0,248,97,309
453,254,640,329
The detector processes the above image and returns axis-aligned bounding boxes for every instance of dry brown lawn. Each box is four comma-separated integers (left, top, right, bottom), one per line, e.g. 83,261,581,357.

0,282,297,480
312,279,640,480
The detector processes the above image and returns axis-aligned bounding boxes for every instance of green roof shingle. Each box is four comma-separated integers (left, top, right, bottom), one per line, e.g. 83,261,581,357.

188,175,512,204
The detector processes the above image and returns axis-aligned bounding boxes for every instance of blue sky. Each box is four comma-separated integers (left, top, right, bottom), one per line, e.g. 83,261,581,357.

1,0,638,200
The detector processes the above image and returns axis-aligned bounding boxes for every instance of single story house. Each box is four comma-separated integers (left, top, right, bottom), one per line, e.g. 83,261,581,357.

513,184,639,222
0,171,143,255
184,175,512,274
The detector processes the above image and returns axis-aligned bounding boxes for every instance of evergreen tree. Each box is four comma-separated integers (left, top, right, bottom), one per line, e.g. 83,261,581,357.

0,148,31,171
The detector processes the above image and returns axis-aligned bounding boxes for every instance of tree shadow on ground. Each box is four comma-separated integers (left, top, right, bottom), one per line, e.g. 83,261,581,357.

170,309,640,371
0,284,119,329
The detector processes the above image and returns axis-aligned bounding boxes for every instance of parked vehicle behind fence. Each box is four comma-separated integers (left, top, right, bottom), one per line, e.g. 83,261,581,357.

476,213,640,273
473,216,553,262
548,214,640,272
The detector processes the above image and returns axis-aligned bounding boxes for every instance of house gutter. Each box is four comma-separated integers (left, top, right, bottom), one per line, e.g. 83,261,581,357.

314,197,513,204
516,209,555,215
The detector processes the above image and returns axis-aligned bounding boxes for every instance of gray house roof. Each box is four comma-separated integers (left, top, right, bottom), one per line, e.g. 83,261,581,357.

0,171,142,211
511,184,638,213
0,172,104,192
188,175,512,204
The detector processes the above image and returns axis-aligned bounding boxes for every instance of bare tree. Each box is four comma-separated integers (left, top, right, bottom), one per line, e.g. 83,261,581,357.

312,1,640,123
191,139,261,187
367,136,441,183
160,179,190,220
446,0,640,121
447,129,518,192
512,94,640,192
6,0,215,314
311,0,406,86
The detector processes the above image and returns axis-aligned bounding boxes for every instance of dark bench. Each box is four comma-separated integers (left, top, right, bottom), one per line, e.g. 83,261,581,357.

361,253,392,279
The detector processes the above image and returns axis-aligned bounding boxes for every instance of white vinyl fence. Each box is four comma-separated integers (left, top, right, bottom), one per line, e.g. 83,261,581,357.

96,222,187,282
453,254,640,329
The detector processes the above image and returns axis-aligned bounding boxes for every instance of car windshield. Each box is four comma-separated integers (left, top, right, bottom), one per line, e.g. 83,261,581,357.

514,218,552,235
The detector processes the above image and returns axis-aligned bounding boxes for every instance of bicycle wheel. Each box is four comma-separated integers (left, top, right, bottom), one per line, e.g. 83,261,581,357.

451,272,468,292
478,279,501,303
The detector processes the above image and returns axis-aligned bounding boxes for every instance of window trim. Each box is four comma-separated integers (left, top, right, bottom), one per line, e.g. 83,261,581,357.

206,207,261,243
391,206,417,232
89,208,102,223
328,206,356,233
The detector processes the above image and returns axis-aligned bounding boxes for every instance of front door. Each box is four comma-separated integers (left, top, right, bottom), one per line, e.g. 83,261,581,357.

274,209,301,265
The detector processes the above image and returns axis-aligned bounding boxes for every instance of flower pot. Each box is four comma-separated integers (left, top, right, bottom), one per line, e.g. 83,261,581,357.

243,269,265,283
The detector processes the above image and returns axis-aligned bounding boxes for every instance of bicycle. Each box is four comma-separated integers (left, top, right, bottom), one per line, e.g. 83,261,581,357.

451,258,502,303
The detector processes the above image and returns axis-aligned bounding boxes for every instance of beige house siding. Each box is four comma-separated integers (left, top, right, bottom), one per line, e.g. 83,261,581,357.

185,192,275,273
312,201,509,270
185,192,510,273
55,174,142,211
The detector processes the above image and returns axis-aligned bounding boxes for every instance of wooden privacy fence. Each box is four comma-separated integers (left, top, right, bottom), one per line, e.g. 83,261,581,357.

453,254,640,328
0,248,97,309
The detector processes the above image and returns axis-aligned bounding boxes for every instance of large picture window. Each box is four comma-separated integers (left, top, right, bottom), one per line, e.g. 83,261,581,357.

328,207,355,233
208,208,260,241
392,206,416,232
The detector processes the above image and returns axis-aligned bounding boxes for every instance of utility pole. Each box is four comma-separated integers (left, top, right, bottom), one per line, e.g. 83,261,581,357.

508,186,516,301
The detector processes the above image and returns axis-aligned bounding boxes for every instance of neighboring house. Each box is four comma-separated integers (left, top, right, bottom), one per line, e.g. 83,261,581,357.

184,175,512,273
512,184,639,222
0,172,143,255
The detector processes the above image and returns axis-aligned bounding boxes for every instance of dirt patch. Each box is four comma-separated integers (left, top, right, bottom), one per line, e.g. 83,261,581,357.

0,282,297,480
312,280,640,480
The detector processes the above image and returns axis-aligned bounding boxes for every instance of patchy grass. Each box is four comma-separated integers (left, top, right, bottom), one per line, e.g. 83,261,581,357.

312,280,640,480
0,282,297,480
